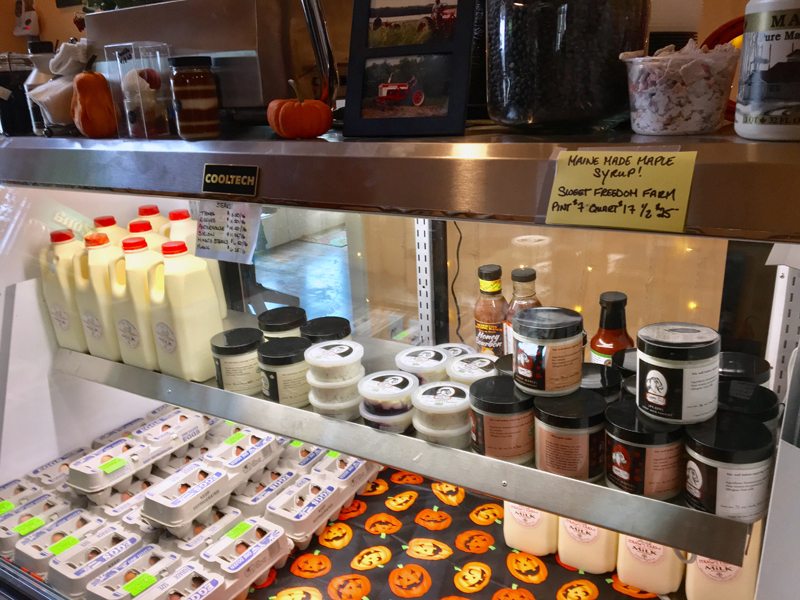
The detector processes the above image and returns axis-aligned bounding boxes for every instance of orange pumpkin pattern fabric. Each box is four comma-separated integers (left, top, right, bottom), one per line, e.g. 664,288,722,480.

290,554,332,579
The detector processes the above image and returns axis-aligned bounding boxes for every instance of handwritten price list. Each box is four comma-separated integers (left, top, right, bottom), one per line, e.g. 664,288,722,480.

195,200,261,265
545,150,698,234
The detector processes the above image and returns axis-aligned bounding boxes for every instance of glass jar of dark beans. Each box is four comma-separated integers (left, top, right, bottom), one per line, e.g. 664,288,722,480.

486,0,649,130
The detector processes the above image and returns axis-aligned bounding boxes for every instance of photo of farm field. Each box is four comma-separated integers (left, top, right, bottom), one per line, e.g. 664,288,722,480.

368,0,458,47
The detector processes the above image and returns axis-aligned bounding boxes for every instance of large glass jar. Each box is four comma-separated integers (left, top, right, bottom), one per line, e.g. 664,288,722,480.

487,0,649,130
168,56,221,141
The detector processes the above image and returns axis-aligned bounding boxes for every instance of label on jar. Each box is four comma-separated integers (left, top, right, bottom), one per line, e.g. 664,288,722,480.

696,557,741,583
261,365,310,405
479,279,501,293
215,352,260,393
562,519,598,544
503,322,514,355
305,342,357,364
116,319,140,349
399,349,447,368
637,357,718,421
590,348,613,366
471,409,534,460
439,345,472,358
475,321,504,356
450,356,497,377
362,373,415,396
509,502,542,528
49,304,70,331
417,385,468,409
81,312,103,340
514,337,582,392
154,322,177,354
536,422,604,480
606,436,683,497
685,456,772,522
737,10,800,128
625,537,665,566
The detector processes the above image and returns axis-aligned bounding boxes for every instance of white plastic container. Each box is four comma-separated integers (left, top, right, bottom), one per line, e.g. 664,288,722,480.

129,205,169,232
259,337,313,406
73,233,124,362
412,381,471,429
304,341,364,382
210,328,263,395
307,366,365,404
123,220,170,251
84,543,181,600
446,355,499,386
312,453,380,505
258,306,307,339
358,371,419,415
26,447,91,491
557,518,618,574
157,506,242,559
395,346,451,384
360,403,415,434
308,390,362,421
93,216,129,247
134,562,222,600
616,536,685,595
110,237,162,371
265,476,341,549
503,501,558,556
436,343,476,359
0,494,72,557
411,417,472,448
39,229,89,352
148,241,224,382
228,470,299,518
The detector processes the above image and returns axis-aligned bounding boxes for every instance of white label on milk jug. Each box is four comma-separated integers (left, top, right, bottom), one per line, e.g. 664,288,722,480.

81,312,103,339
50,304,70,331
116,319,140,349
154,322,177,354
626,537,665,566
563,519,598,544
696,557,741,583
509,503,542,528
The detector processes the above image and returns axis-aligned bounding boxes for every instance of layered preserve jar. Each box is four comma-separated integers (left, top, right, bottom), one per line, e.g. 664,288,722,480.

169,56,221,141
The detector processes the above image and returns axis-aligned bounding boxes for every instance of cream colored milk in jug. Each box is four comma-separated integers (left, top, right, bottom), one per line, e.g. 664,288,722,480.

129,204,169,232
92,216,128,246
123,220,169,251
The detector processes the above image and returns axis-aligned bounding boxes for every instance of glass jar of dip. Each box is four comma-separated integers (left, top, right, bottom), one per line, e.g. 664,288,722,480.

300,316,352,343
258,337,313,407
257,306,307,339
469,376,534,464
210,328,263,395
168,56,220,141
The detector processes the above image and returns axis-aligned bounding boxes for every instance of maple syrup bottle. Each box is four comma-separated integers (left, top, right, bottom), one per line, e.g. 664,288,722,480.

590,292,634,366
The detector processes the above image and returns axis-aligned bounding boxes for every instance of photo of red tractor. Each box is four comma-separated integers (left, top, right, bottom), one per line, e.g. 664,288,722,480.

376,74,425,109
417,6,456,38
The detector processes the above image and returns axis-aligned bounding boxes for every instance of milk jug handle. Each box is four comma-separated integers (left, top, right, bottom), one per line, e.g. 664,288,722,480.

109,257,125,298
672,548,696,564
72,249,88,286
147,260,165,304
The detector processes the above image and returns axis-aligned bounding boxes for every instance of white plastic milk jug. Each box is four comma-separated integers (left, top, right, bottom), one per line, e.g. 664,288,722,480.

92,216,128,247
123,220,169,251
129,204,169,232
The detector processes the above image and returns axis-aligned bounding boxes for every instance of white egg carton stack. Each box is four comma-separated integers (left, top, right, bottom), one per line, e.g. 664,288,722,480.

68,439,154,504
0,479,43,518
201,428,281,493
0,493,73,558
158,506,242,560
265,476,342,549
201,418,240,448
93,420,147,451
26,448,92,490
135,562,222,600
13,509,105,577
199,517,293,600
131,409,209,469
311,453,381,505
152,447,207,480
277,441,328,474
85,543,181,600
48,525,143,599
90,476,164,527
228,469,299,518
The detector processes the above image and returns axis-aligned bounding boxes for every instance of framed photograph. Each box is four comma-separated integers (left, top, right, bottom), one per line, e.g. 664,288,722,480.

344,0,476,136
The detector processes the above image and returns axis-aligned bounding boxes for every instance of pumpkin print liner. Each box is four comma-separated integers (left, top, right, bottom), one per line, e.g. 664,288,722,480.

291,554,332,579
492,588,536,600
338,500,368,521
389,564,433,598
431,482,466,506
406,538,454,561
385,490,418,511
506,552,548,584
455,530,494,554
556,580,600,600
364,513,402,535
610,575,657,599
414,508,452,531
351,545,392,570
319,522,353,549
276,587,324,600
454,561,492,593
360,479,389,496
469,503,504,526
327,574,371,600
391,471,424,485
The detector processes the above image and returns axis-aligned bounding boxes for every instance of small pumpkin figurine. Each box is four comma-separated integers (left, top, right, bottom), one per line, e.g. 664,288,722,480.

431,482,466,506
506,552,548,585
71,55,118,139
469,503,504,526
406,538,454,561
267,80,333,139
360,479,389,496
319,522,353,549
491,588,535,600
455,530,494,554
365,513,402,535
350,545,392,570
385,490,418,512
415,508,452,531
290,554,332,579
454,562,492,594
327,574,371,600
610,575,657,599
276,587,324,600
391,471,424,485
555,580,600,600
338,500,368,521
388,564,432,598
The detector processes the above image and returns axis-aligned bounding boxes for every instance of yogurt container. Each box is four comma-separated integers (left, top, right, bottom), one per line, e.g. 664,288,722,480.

395,346,451,384
210,328,263,395
412,382,471,430
308,391,362,421
446,354,499,386
300,316,352,343
358,371,419,415
307,366,365,404
411,417,471,449
258,337,313,407
359,403,415,434
257,306,307,339
304,341,364,383
436,343,476,359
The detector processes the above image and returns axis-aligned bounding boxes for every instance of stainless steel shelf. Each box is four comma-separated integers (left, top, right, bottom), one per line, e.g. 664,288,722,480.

52,347,751,565
1,126,799,243
0,559,63,600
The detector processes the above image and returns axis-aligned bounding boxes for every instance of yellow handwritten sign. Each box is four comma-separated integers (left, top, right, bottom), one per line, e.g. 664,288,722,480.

546,151,697,233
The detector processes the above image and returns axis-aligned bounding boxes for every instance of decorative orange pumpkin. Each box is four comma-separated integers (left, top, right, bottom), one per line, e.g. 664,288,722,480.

492,588,536,600
469,503,504,526
454,562,492,593
327,574,371,600
290,554,332,579
350,546,392,570
431,482,466,506
338,500,368,521
388,564,432,598
406,538,453,560
440,597,470,600
555,580,599,600
385,491,418,511
415,508,452,531
391,471,424,485
319,522,353,549
254,568,277,589
71,56,118,139
455,530,494,554
610,575,657,599
506,552,547,584
276,587,323,600
365,513,402,535
267,80,333,139
554,553,578,572
360,479,389,496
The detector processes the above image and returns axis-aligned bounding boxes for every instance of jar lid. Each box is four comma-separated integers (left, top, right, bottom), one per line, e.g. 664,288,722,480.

300,316,351,343
162,241,188,255
169,56,212,68
513,307,583,341
478,264,501,281
85,233,110,247
495,354,513,377
169,209,191,221
719,352,771,385
258,337,313,366
622,376,636,400
258,306,307,333
599,291,627,310
685,412,774,464
637,322,720,361
605,400,683,445
122,237,147,252
93,215,117,228
446,355,498,382
305,341,364,368
412,382,471,413
358,371,419,401
211,328,263,356
469,376,533,415
718,380,780,423
581,363,622,398
396,346,451,374
533,389,606,429
511,268,536,282
50,229,74,244
436,343,476,358
612,348,637,378
138,205,160,216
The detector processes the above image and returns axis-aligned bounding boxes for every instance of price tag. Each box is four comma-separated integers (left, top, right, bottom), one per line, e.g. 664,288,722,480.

545,151,697,234
195,200,261,265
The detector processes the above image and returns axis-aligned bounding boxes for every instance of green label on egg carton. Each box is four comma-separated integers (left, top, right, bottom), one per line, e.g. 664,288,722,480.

226,522,253,540
290,440,303,447
49,535,80,555
326,451,340,458
98,458,127,474
0,501,14,515
13,517,45,535
123,573,158,596
224,432,246,446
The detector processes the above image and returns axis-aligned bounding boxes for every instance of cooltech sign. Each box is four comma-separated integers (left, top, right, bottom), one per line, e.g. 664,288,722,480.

202,164,260,196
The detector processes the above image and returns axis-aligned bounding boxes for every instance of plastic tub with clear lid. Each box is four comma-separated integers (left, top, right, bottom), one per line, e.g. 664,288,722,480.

411,417,471,449
446,354,499,386
395,346,452,384
360,403,415,434
358,371,419,415
436,343,476,359
412,381,471,430
304,341,363,383
309,391,362,422
307,366,365,404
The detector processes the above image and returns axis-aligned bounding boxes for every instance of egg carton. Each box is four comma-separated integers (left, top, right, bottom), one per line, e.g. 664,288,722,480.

199,517,293,599
311,453,381,505
0,479,43,518
202,428,281,492
85,543,181,600
144,404,177,422
201,418,240,447
27,448,92,490
93,420,147,451
131,409,208,466
0,493,73,558
14,509,105,577
122,509,162,544
48,525,144,599
157,506,242,560
276,441,328,474
134,562,223,600
152,447,208,479
68,439,154,503
228,469,299,518
90,476,164,525
265,476,342,549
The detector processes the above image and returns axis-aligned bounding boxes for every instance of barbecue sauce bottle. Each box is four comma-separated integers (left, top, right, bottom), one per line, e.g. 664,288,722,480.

474,265,508,356
590,291,634,366
504,268,542,354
